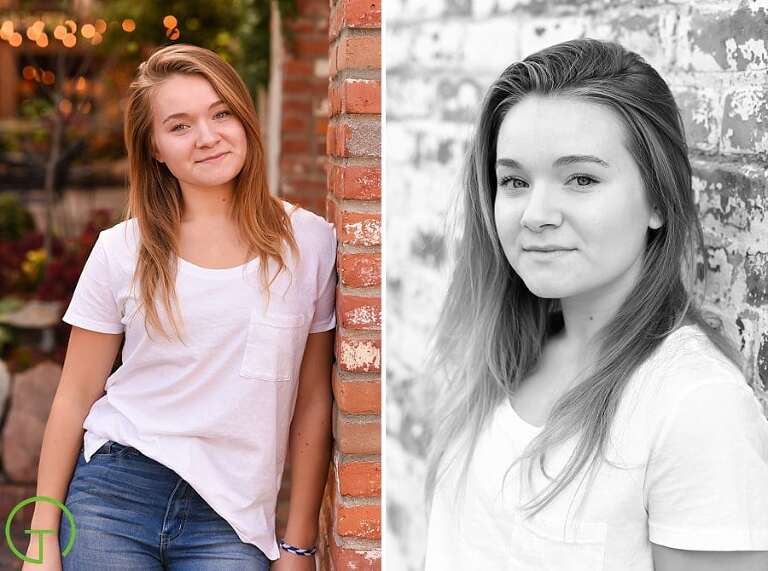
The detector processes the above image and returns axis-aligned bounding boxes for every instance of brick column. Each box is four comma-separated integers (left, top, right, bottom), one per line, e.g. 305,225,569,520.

321,0,382,569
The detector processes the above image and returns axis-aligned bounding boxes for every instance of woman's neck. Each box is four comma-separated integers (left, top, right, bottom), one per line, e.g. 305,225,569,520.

179,182,235,223
557,254,644,356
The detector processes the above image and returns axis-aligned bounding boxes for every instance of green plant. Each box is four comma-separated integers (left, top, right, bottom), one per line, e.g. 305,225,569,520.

0,193,35,241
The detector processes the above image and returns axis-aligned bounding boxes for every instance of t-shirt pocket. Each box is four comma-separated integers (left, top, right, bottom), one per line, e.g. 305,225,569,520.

509,513,607,570
240,311,307,381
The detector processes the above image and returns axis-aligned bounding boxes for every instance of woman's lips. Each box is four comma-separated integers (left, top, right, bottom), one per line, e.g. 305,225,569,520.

196,152,229,163
522,248,576,259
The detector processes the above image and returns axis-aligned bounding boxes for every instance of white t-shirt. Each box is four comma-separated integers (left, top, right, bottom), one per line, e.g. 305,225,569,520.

425,325,768,570
62,204,337,561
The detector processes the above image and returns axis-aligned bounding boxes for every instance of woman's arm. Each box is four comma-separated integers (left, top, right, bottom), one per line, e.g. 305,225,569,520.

22,326,122,565
652,544,768,571
275,329,334,567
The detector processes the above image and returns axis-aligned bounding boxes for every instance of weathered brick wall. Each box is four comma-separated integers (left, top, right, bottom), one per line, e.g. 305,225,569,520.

386,1,768,568
320,0,382,569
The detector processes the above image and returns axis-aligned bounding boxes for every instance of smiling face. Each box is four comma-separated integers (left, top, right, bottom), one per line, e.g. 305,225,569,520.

493,95,662,301
150,73,247,192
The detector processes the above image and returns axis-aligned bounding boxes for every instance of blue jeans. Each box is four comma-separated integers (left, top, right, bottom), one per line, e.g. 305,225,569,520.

59,440,271,570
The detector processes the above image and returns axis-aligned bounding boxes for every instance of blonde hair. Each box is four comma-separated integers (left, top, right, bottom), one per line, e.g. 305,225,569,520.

123,43,297,342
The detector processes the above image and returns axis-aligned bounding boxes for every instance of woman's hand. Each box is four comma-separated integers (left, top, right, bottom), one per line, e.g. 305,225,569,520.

270,551,316,570
21,534,62,571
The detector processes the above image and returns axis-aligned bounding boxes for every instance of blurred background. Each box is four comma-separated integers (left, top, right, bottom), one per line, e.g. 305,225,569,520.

0,0,340,567
385,0,768,569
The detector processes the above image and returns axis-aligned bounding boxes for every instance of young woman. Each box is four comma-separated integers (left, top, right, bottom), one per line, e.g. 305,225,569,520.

22,44,336,571
424,39,768,571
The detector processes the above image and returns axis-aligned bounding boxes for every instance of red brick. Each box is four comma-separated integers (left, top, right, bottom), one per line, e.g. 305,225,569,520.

341,79,381,114
330,0,382,40
326,195,338,226
333,369,381,414
330,165,381,200
335,34,381,76
281,115,308,133
334,414,380,454
314,116,329,136
336,335,381,373
284,59,314,77
330,120,380,158
336,291,381,329
338,252,381,288
335,502,381,539
283,77,313,93
329,82,341,116
329,538,381,570
326,122,337,156
296,36,328,57
341,0,382,29
337,210,381,247
338,459,381,496
282,137,311,155
329,40,338,78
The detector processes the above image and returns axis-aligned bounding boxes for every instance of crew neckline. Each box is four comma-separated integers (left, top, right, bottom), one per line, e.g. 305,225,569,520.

177,255,260,279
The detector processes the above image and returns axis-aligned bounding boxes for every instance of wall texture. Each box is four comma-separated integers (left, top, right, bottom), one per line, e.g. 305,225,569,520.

386,1,768,569
321,0,382,569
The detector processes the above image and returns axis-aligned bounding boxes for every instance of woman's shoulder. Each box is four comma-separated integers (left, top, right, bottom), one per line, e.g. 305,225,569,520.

644,324,745,389
98,217,139,246
281,200,336,257
94,218,140,270
624,324,754,425
283,200,334,234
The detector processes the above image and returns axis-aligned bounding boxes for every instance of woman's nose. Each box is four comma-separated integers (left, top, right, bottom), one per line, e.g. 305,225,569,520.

519,183,562,231
195,120,221,147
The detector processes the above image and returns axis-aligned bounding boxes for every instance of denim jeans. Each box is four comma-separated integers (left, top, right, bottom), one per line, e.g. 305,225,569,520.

58,440,271,570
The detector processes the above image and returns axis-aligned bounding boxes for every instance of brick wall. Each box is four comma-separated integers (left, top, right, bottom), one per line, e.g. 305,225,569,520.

386,1,768,568
278,0,331,215
321,0,382,569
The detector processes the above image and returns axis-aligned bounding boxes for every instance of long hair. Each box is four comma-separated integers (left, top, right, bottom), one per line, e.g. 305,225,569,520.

424,39,743,516
122,43,297,342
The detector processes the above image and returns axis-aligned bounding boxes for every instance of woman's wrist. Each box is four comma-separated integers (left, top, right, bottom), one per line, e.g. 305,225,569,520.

278,538,317,557
282,519,318,547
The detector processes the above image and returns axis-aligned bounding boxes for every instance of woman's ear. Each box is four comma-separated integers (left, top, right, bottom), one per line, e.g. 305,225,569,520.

649,206,663,230
151,144,164,164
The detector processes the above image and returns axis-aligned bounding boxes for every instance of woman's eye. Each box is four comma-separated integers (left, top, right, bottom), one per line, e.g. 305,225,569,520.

498,176,528,189
171,124,187,132
568,175,598,187
215,110,231,119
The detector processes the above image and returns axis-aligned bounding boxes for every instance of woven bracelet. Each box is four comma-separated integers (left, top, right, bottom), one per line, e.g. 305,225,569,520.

279,538,317,557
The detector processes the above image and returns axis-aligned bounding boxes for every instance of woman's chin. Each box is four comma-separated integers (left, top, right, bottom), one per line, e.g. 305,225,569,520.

519,278,576,300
